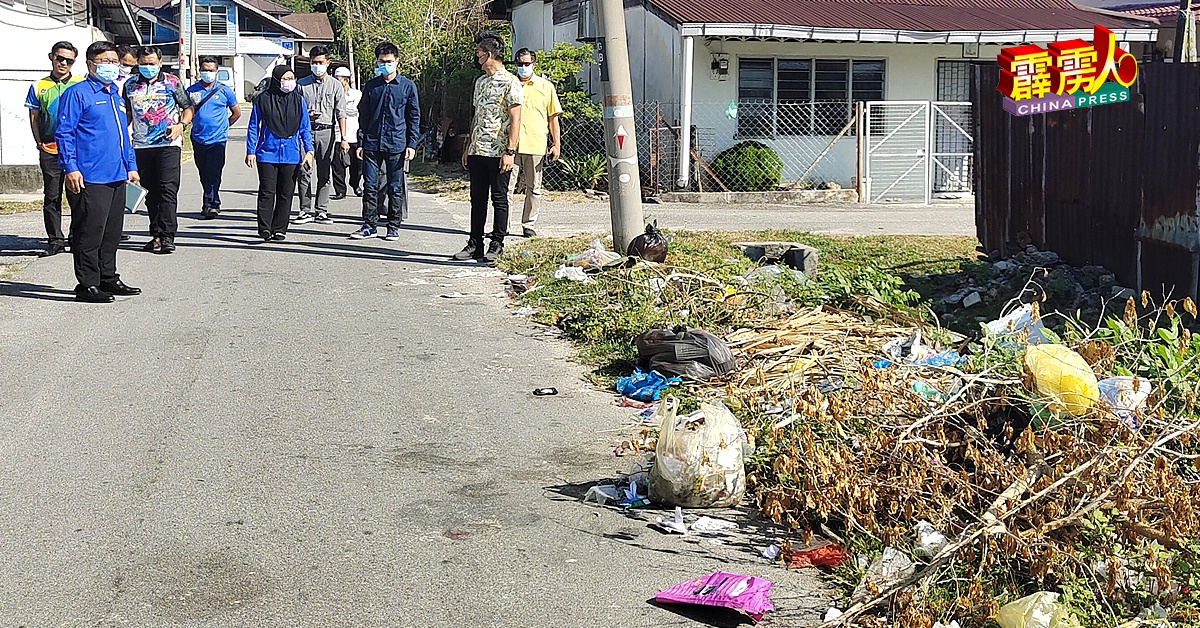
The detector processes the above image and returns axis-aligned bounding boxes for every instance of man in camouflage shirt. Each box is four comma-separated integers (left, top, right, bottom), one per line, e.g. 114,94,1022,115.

452,31,522,263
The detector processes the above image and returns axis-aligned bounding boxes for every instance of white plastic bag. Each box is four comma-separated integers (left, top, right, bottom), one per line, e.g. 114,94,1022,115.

1097,376,1152,429
996,592,1079,628
648,397,747,508
566,238,621,270
985,303,1048,348
553,265,593,283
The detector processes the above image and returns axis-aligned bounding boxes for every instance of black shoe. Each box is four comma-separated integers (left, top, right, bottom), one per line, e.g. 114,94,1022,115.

272,233,286,241
120,234,131,241
99,279,140,296
331,193,347,201
484,240,504,263
200,209,217,220
40,243,67,257
354,185,363,197
452,240,482,260
75,286,114,303
143,237,161,253
158,237,176,254
523,227,536,238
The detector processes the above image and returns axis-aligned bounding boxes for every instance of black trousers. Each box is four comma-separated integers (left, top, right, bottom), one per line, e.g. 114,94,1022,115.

135,146,181,238
256,162,298,237
362,150,407,230
192,139,227,210
72,181,126,288
467,155,511,245
39,148,81,246
333,142,361,196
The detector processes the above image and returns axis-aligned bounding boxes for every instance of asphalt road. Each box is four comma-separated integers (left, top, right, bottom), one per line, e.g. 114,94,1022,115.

0,134,842,626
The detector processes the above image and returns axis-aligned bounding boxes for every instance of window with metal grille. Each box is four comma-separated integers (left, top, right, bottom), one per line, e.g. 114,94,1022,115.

736,57,885,138
195,4,228,36
937,60,971,101
737,59,774,139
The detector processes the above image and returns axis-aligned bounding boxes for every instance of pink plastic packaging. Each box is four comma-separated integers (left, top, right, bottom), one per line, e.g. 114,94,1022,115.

654,571,775,622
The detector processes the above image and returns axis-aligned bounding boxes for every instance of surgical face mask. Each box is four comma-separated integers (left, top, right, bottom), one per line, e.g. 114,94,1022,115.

377,61,396,76
516,65,533,79
280,79,297,93
119,65,133,77
200,70,217,84
138,64,160,79
94,62,120,83
311,63,327,77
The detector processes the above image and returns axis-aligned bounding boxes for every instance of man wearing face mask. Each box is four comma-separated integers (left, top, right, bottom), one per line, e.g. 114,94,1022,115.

453,31,522,262
123,45,192,254
507,48,561,238
295,45,348,225
115,45,136,92
55,40,141,303
26,41,83,257
351,42,419,242
331,65,361,199
187,56,241,219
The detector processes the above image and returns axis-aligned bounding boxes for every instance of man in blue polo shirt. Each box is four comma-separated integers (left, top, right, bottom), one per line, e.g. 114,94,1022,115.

187,55,241,219
56,40,141,304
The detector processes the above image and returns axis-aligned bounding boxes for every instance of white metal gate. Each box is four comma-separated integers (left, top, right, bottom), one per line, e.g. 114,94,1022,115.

865,101,930,203
864,101,974,203
931,102,974,194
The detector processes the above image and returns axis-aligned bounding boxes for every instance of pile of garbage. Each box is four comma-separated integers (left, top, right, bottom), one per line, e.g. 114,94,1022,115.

508,235,1200,625
600,298,1200,625
916,245,1133,334
742,296,1200,626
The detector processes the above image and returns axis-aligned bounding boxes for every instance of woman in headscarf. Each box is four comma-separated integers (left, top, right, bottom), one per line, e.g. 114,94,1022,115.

246,65,314,242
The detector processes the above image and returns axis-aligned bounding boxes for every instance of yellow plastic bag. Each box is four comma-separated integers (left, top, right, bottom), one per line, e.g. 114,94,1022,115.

1024,344,1099,417
996,592,1079,628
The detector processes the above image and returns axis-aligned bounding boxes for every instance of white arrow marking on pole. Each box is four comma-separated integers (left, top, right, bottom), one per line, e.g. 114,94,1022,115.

615,125,628,151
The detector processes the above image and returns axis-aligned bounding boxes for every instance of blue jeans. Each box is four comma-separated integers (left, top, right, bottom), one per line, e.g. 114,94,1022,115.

361,150,407,230
192,139,227,210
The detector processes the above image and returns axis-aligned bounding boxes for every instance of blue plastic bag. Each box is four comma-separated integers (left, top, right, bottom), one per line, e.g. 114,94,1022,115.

616,368,681,402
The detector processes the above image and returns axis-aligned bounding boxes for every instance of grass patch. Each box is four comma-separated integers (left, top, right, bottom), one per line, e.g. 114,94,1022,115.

0,201,42,215
498,230,979,379
407,160,472,200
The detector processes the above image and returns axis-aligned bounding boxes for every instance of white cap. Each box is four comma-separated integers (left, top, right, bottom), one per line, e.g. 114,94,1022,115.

334,66,352,78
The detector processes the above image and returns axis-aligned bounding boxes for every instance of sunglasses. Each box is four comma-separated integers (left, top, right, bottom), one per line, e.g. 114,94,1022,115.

54,55,76,65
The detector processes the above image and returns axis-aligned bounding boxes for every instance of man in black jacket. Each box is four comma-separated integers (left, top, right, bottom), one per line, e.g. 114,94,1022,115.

349,42,420,242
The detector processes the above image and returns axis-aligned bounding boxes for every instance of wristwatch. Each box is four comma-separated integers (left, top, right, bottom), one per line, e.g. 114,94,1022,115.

503,147,516,156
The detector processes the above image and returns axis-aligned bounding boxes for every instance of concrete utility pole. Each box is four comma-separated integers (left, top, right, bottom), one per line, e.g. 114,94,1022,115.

593,0,643,254
1177,0,1197,63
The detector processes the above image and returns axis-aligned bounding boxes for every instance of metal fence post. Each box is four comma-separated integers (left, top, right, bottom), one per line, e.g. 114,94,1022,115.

856,101,865,203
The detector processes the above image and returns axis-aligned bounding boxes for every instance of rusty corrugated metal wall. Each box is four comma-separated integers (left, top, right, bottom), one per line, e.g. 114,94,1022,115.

973,62,1200,295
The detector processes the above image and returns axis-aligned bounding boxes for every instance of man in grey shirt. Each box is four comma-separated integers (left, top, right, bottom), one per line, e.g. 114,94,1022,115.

294,45,348,224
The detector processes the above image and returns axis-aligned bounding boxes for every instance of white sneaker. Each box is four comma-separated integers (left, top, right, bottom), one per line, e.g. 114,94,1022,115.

294,212,315,224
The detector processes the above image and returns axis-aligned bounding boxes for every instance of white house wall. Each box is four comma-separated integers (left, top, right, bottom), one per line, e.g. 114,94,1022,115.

0,4,94,167
513,1,546,51
687,40,1003,186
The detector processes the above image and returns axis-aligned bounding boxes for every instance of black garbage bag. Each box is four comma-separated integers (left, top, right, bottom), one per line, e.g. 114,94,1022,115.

627,221,668,262
634,326,736,381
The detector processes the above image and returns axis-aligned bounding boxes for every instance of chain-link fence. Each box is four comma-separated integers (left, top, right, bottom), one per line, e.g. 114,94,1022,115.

543,100,861,195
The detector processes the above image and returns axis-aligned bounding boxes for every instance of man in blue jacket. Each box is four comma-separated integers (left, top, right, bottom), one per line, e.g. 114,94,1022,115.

350,41,419,242
56,40,141,304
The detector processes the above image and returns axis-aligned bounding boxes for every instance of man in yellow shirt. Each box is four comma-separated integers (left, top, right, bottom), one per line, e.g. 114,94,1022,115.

508,48,562,238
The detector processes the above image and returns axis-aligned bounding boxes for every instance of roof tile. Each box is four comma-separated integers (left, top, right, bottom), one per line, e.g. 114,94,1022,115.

648,0,1154,32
